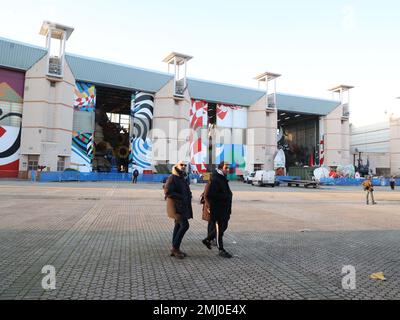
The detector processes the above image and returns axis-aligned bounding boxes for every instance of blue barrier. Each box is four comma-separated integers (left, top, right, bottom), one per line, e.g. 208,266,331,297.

275,176,301,181
319,177,400,186
38,171,176,183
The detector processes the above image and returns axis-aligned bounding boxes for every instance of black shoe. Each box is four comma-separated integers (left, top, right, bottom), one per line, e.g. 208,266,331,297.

211,239,217,247
202,239,212,250
218,249,232,258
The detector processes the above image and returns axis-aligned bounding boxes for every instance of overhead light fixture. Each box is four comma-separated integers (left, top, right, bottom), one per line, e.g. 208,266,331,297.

284,117,290,120
295,114,300,117
280,113,286,116
277,119,281,121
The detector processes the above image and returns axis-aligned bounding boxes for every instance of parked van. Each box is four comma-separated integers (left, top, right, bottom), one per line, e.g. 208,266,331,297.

252,170,275,187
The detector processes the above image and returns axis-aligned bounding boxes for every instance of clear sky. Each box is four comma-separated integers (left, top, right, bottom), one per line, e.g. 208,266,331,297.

1,0,399,125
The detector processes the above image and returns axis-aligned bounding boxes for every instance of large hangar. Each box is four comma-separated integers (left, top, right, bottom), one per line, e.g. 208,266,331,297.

0,21,352,179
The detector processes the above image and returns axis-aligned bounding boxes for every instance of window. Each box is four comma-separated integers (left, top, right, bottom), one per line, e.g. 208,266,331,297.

28,155,39,171
57,157,65,172
106,113,130,132
254,164,263,171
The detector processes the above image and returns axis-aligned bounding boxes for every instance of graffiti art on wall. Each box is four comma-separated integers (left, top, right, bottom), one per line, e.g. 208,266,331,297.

216,143,246,175
189,100,208,173
190,136,207,173
74,82,96,112
130,92,154,171
71,132,93,172
190,100,208,130
0,68,24,177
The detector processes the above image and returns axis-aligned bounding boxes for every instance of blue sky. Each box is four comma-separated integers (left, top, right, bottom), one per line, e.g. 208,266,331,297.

1,0,399,125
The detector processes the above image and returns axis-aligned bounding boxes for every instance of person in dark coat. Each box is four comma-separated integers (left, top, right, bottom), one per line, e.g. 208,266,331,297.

132,167,139,184
164,161,193,259
202,162,233,258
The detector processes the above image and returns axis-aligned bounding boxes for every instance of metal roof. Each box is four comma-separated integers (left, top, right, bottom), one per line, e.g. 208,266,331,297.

0,37,47,71
0,37,340,115
187,78,266,106
188,78,340,115
276,93,340,116
65,54,173,93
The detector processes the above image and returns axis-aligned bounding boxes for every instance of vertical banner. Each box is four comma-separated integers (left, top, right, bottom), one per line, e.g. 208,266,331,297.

71,82,96,172
189,100,208,173
130,92,154,172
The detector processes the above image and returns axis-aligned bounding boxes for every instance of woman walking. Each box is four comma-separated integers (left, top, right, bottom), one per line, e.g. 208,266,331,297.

164,161,193,259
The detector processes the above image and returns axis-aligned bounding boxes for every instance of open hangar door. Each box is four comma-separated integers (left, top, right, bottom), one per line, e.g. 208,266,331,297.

277,111,320,170
93,85,133,172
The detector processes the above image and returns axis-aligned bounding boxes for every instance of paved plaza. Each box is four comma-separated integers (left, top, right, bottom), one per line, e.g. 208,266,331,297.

0,180,399,300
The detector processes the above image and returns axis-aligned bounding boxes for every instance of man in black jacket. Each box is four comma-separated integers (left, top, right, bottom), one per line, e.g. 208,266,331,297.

164,161,193,259
202,162,233,258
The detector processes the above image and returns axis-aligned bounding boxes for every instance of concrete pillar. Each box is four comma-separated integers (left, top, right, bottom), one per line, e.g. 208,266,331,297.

153,79,191,166
19,53,75,174
390,116,400,175
247,95,277,171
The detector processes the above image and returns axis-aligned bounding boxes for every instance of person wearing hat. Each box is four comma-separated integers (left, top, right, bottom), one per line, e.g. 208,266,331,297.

164,161,193,259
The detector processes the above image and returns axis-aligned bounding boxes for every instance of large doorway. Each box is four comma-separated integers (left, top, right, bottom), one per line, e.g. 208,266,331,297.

277,111,320,169
93,86,133,172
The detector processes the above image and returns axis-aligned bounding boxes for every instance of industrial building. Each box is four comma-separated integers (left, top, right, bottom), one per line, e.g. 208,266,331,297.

0,21,359,179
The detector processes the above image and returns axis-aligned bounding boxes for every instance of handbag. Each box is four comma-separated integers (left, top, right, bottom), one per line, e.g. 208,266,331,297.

202,203,211,221
166,197,180,220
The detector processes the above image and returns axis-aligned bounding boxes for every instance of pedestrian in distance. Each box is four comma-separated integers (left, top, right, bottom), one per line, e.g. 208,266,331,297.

164,161,193,259
362,175,377,205
132,167,139,184
202,161,233,258
390,176,396,190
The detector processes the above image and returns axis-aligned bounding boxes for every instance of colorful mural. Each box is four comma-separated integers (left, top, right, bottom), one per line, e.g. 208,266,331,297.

74,82,96,112
190,100,208,130
130,92,154,172
0,68,24,178
71,132,94,172
216,104,247,129
216,144,246,175
189,100,208,173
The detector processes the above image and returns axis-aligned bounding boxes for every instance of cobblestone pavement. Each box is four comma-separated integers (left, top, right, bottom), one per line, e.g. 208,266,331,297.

0,181,399,300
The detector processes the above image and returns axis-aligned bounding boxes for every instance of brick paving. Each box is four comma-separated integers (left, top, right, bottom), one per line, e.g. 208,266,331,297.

0,181,399,300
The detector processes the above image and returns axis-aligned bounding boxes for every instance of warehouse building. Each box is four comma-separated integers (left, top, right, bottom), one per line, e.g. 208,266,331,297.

0,21,354,179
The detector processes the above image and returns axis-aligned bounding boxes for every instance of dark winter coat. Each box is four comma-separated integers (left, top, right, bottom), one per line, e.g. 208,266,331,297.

164,167,193,220
207,171,233,221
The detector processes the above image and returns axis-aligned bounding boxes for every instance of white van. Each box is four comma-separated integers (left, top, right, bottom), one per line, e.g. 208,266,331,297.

252,170,276,187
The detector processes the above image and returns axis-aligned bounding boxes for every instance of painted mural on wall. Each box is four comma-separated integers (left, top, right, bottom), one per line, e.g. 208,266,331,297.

216,104,247,129
74,82,96,112
130,92,154,172
216,144,246,175
0,68,24,177
71,132,93,172
215,104,247,174
71,82,96,171
189,100,208,173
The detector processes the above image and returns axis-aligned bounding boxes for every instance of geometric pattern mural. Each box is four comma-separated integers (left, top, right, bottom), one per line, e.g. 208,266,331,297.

71,132,94,172
130,92,154,171
74,82,96,112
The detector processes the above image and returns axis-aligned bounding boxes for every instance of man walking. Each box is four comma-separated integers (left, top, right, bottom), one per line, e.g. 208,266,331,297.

132,167,139,184
202,161,233,258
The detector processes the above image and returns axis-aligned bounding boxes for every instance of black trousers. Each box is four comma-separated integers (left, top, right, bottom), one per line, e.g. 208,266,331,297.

132,176,138,183
206,218,229,250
